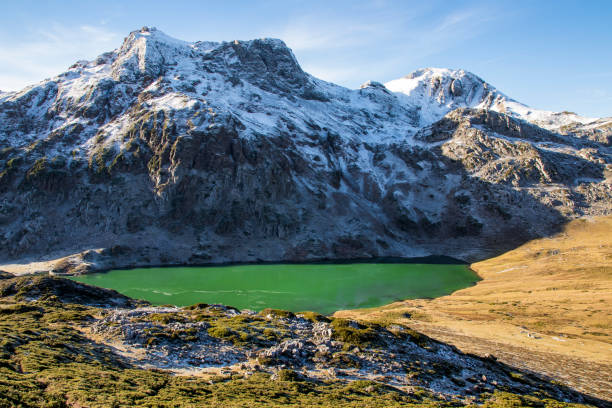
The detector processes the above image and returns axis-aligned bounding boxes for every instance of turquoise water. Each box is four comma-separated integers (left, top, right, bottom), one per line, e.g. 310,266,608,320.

70,263,478,314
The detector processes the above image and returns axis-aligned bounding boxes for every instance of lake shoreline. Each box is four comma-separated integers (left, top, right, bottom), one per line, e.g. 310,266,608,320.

2,252,469,278
82,254,468,276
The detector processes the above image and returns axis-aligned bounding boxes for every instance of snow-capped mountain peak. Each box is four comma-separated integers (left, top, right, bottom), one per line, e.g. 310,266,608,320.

1,28,608,152
112,26,196,81
386,67,510,127
385,67,610,135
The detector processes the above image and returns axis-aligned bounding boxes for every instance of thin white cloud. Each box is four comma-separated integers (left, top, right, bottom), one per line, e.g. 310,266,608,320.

0,23,121,91
396,7,500,60
578,88,612,101
271,5,500,87
433,9,480,33
274,17,391,51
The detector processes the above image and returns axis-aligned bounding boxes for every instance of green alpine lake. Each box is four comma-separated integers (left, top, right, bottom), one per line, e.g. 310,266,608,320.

70,263,479,314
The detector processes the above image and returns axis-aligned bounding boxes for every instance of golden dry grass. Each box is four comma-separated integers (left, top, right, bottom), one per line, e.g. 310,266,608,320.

336,216,612,400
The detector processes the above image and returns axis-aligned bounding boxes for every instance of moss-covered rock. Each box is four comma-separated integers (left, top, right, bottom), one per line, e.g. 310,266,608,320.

0,275,136,307
0,271,14,280
330,318,379,348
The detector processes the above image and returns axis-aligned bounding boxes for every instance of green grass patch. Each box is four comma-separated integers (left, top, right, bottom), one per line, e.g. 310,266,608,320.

330,318,379,349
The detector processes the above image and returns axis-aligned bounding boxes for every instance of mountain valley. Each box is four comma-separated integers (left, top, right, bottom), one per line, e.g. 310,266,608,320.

0,27,611,407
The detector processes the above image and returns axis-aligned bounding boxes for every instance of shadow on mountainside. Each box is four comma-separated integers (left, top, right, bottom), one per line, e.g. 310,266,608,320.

0,106,608,267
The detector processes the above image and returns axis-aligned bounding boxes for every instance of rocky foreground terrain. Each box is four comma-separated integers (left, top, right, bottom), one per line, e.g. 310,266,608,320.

0,27,610,271
0,274,608,407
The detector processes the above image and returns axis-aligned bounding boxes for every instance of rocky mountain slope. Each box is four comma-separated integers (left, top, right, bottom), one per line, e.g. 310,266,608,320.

0,27,610,269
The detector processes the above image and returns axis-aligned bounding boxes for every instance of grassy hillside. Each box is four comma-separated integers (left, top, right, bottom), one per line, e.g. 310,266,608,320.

336,216,612,401
0,275,603,407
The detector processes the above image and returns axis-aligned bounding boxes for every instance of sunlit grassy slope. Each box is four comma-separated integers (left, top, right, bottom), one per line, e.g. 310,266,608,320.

336,216,612,400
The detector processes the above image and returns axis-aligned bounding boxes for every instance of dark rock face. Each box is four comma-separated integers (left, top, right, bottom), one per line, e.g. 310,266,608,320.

0,28,610,268
0,271,14,280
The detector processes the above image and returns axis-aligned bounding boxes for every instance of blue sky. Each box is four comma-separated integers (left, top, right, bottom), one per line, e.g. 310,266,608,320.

1,0,611,117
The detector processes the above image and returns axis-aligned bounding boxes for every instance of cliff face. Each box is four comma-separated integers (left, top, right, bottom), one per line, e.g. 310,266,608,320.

0,27,610,268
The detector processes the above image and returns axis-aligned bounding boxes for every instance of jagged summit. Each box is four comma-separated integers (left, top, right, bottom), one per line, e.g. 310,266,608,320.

386,67,611,135
0,29,610,266
387,67,495,102
385,68,498,126
120,26,289,50
113,27,297,82
112,26,197,80
124,26,194,46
